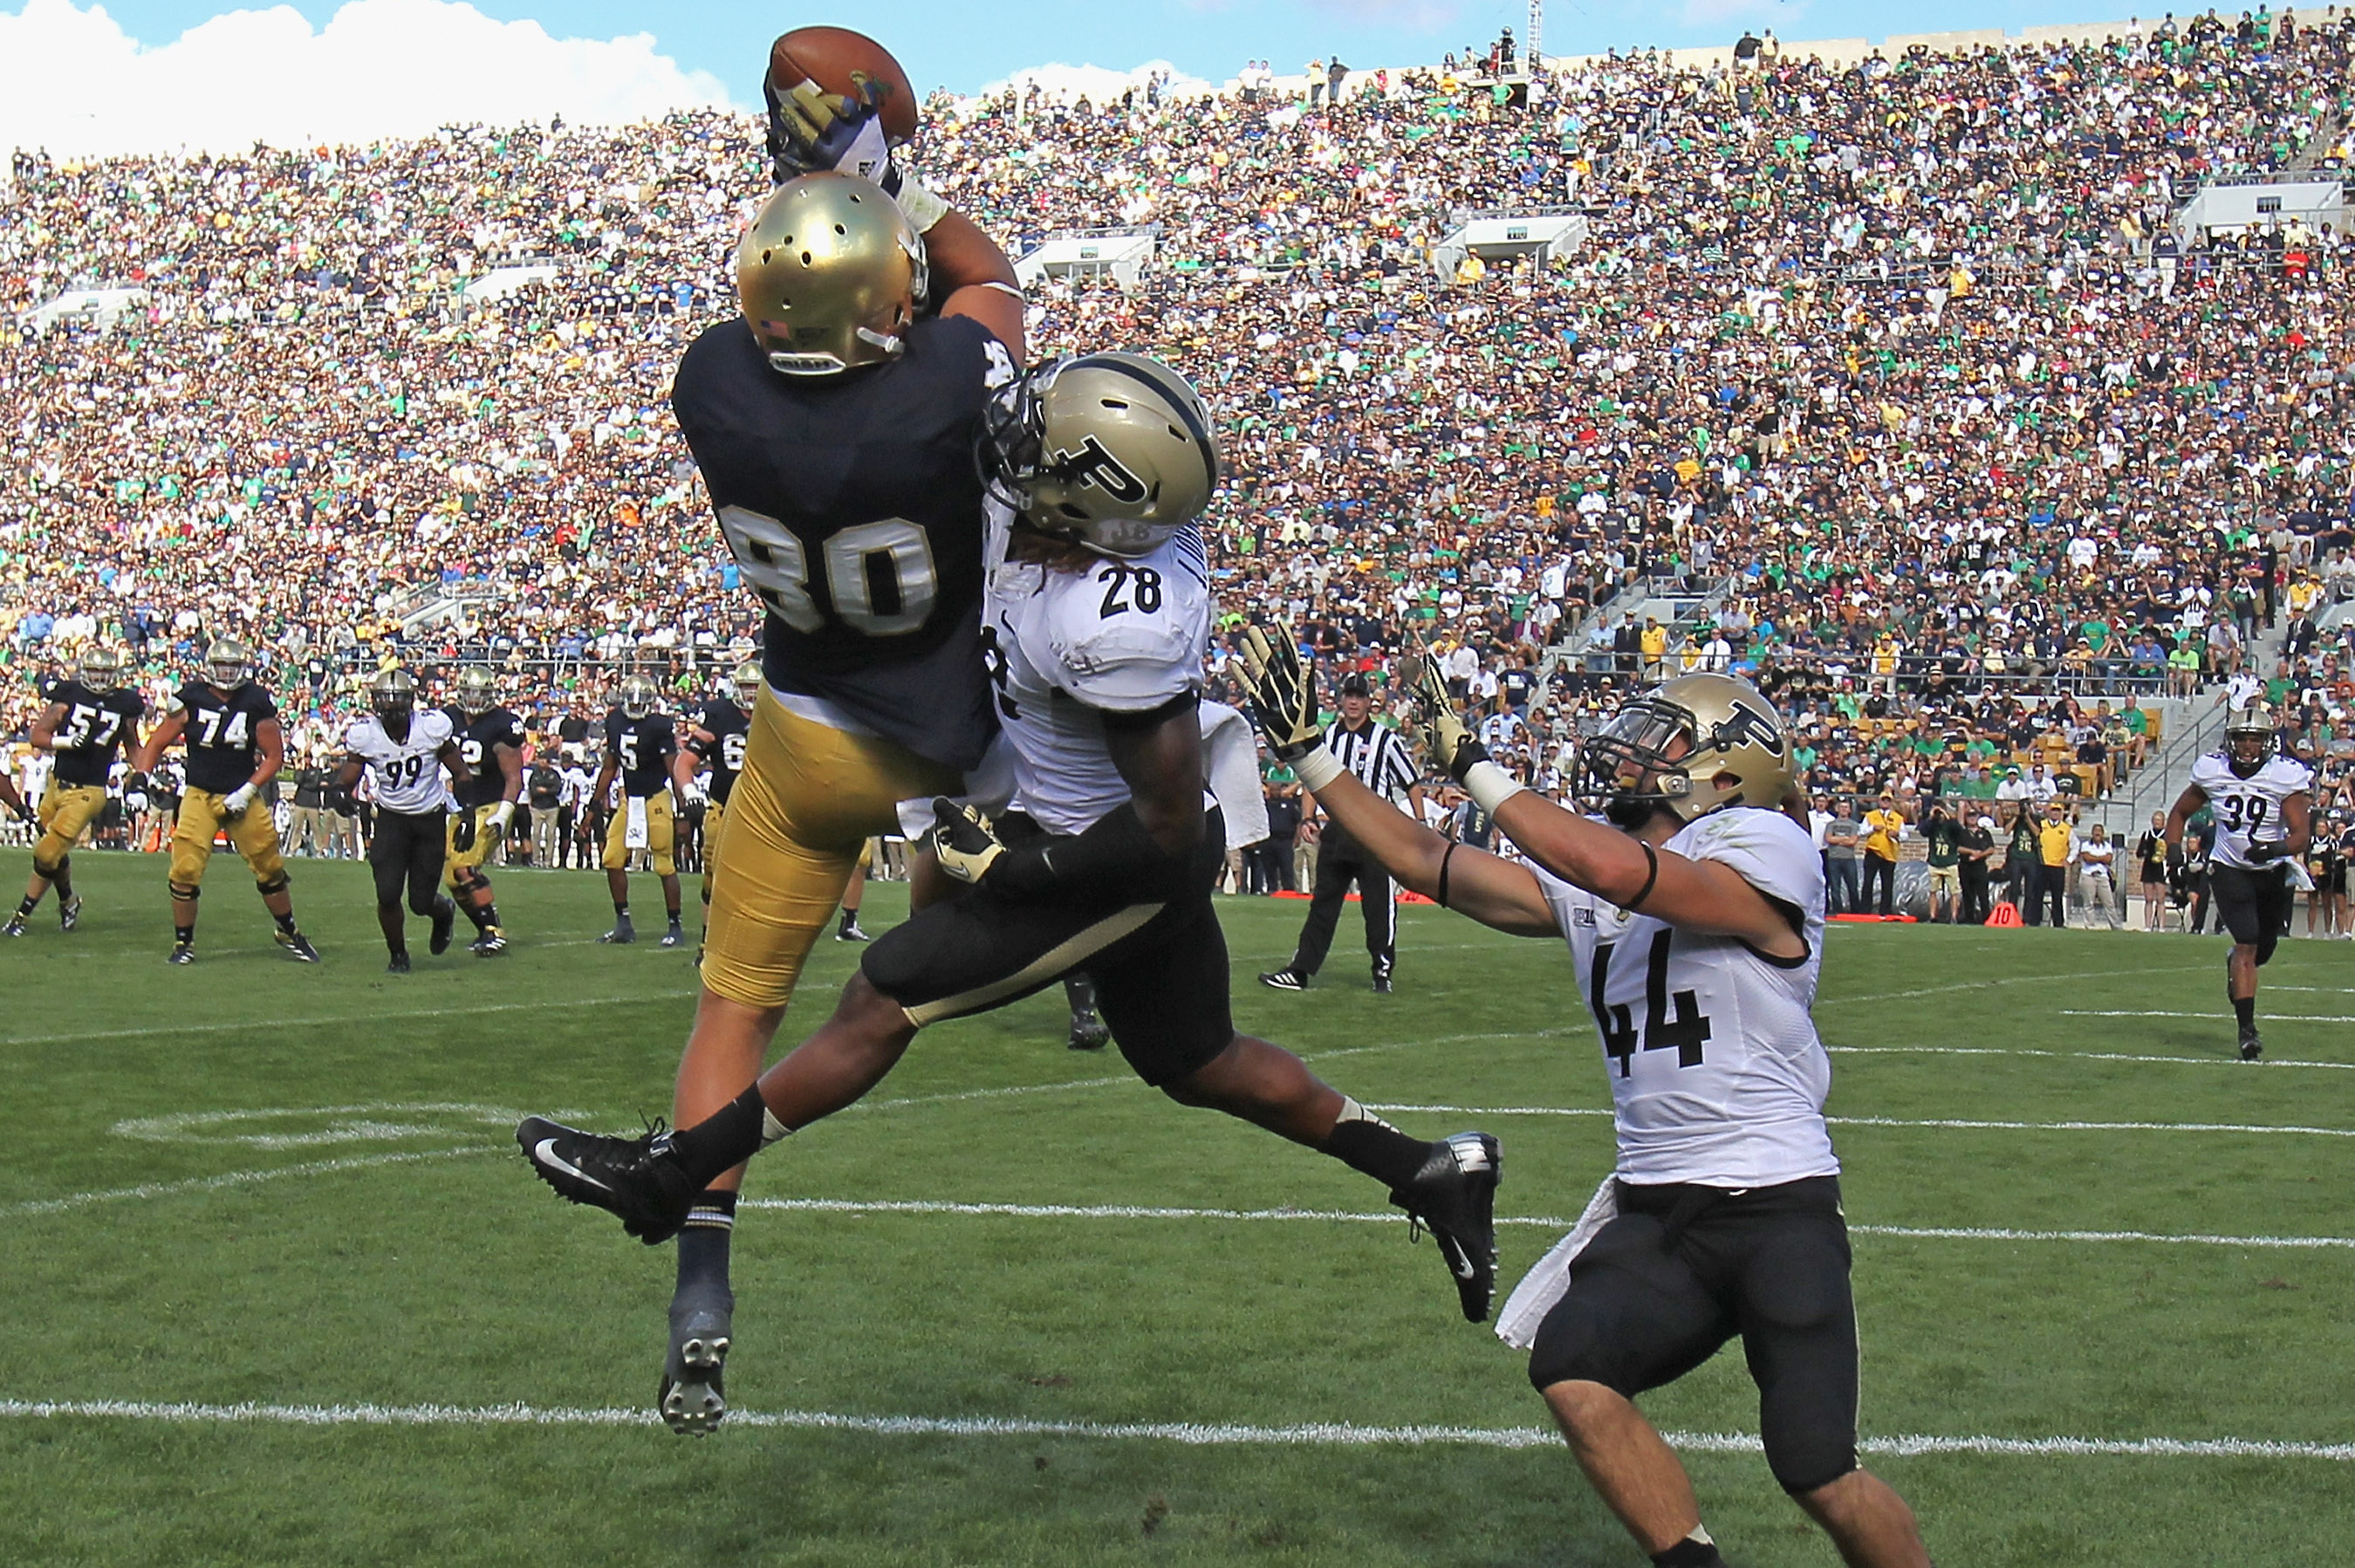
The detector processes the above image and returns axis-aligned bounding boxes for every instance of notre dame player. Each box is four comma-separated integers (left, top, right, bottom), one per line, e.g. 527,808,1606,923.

2167,702,2314,1058
674,661,759,939
598,171,1024,1433
594,674,686,948
6,646,145,937
127,639,318,964
443,667,524,955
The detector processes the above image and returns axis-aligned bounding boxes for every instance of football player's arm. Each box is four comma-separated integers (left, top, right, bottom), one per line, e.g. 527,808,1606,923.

1304,768,1557,937
2162,781,2208,854
1106,700,1206,859
934,215,1026,361
26,701,70,751
332,755,366,792
1489,792,1807,957
669,736,702,803
133,710,187,774
2282,791,2314,858
249,717,286,790
439,738,473,790
491,742,523,805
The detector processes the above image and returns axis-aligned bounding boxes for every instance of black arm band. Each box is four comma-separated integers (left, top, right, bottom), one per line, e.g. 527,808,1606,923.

1623,841,1660,913
990,801,1189,902
1437,841,1458,910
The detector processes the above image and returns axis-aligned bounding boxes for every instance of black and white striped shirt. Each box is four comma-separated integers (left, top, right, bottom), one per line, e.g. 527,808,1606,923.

1326,719,1419,805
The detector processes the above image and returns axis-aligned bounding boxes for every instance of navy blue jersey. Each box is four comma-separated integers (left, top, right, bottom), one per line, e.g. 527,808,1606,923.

173,681,277,795
686,699,751,806
446,704,525,809
671,312,1011,771
605,709,677,799
43,678,146,788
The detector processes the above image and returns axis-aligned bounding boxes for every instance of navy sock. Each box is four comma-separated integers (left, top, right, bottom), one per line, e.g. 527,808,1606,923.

274,909,298,935
174,923,195,946
669,1086,772,1192
677,1190,737,1295
2233,995,2256,1030
1321,1099,1432,1190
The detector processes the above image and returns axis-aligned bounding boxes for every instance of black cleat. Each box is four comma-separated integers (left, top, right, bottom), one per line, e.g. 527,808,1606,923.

1,914,24,939
276,929,320,962
2239,1026,2263,1062
661,920,686,949
168,942,196,965
1258,968,1306,992
58,897,80,933
515,1116,698,1244
469,928,508,956
835,920,870,942
387,952,413,975
1391,1132,1503,1322
428,902,456,956
660,1280,734,1436
598,919,635,945
1068,1008,1112,1051
1373,971,1393,995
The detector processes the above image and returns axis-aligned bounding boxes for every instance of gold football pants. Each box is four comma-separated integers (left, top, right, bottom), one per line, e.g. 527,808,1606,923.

34,784,107,873
445,804,504,889
170,790,288,892
601,791,676,876
701,691,958,1010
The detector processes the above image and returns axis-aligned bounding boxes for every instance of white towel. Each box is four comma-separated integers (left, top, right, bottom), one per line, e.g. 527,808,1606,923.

1495,1175,1619,1351
624,796,649,850
1199,700,1270,848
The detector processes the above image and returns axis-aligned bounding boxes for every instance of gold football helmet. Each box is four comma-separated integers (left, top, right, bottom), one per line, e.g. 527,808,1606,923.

371,668,417,719
455,667,497,716
978,353,1222,558
204,638,251,688
79,646,127,690
736,173,927,377
1579,673,1796,826
620,674,659,720
732,660,764,706
2225,702,2277,774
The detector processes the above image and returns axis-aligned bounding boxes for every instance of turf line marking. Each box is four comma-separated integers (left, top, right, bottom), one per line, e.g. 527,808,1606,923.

1366,1106,2355,1139
1829,1045,2355,1072
2062,1010,2355,1024
0,1147,489,1216
1822,963,2208,1007
0,1399,2344,1460
0,993,694,1046
741,1197,2355,1250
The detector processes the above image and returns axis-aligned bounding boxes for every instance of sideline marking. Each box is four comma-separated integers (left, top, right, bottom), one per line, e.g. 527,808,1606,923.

2063,1010,2355,1024
0,1148,489,1217
113,1102,524,1148
1822,963,2208,1007
1829,1045,2355,1072
1366,1106,2355,1139
743,1196,2355,1251
0,1399,2345,1461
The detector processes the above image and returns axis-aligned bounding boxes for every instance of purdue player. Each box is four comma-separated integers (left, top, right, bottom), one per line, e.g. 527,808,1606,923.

6,646,144,937
129,639,318,964
517,356,1502,1432
594,674,687,948
1234,644,1931,1568
337,670,470,973
443,668,523,955
674,661,759,936
2166,703,2313,1059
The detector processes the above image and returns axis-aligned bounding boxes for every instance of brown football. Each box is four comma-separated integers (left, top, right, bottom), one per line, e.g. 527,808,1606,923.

768,27,921,145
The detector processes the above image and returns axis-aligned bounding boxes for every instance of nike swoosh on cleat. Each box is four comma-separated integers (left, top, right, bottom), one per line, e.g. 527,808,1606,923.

532,1138,612,1193
1448,1247,1477,1280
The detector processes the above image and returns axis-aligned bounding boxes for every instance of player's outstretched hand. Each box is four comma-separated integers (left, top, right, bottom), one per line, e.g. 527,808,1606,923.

450,809,477,854
1236,626,1324,762
930,798,1006,885
1408,647,1489,784
766,76,898,191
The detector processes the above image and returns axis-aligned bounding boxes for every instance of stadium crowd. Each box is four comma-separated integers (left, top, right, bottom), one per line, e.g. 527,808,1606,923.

8,11,2355,827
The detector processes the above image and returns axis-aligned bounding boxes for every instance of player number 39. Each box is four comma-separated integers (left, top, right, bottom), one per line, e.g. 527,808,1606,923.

717,507,937,637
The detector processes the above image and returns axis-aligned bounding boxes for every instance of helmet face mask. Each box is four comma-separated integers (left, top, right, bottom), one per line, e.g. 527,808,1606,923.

371,669,417,736
978,353,1221,558
204,638,250,689
456,668,496,717
1578,675,1794,829
79,647,127,691
732,661,764,707
620,675,657,720
737,174,926,378
2225,705,2274,776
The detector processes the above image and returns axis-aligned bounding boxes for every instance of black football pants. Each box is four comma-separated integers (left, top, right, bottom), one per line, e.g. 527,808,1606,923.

370,808,448,916
1287,829,1395,982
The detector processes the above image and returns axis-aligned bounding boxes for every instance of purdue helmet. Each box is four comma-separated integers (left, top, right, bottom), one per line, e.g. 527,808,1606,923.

620,674,658,719
980,353,1222,558
2225,702,2277,775
736,173,926,377
372,668,418,718
732,660,764,706
455,667,497,717
204,638,251,688
1578,674,1796,827
78,646,127,691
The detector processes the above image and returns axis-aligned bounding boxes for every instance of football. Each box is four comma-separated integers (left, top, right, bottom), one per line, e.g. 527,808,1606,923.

768,26,921,144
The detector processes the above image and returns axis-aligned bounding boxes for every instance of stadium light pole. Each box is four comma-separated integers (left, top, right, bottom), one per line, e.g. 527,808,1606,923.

1528,0,1544,70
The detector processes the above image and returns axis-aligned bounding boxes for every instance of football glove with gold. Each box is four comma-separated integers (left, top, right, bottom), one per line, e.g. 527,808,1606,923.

1408,648,1489,782
930,798,1008,885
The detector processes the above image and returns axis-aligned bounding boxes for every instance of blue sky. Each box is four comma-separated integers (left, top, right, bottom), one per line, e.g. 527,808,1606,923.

68,0,2147,101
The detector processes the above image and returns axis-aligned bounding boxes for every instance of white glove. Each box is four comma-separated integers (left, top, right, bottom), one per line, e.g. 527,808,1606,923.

488,801,517,833
221,784,257,818
124,791,149,815
677,782,705,808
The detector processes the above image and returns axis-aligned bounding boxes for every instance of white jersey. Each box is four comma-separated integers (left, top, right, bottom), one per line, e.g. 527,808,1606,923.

984,526,1211,836
1537,806,1838,1189
344,710,455,816
2190,751,2313,870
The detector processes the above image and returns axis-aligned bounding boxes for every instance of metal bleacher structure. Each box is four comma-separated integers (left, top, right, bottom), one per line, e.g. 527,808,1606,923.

1011,227,1159,290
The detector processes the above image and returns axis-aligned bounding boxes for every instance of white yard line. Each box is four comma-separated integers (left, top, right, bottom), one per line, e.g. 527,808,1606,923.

1366,1105,2355,1139
0,1398,2344,1461
0,1147,489,1216
1821,963,2208,1007
2063,1010,2355,1024
1830,1045,2355,1072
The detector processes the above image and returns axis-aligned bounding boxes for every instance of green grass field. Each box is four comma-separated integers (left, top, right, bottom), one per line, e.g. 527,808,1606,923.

1,851,2350,1566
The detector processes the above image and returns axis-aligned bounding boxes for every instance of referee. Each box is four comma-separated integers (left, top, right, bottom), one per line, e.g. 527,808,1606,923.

1262,672,1423,994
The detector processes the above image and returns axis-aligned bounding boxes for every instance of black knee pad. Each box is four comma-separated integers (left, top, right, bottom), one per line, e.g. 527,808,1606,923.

169,882,201,901
33,854,66,881
1770,1444,1859,1498
257,873,291,896
1525,1301,1628,1396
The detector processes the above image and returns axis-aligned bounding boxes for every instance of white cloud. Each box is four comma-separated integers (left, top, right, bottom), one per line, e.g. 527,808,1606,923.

0,0,736,160
973,59,1215,106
